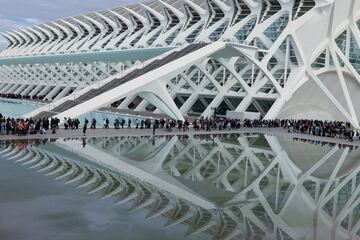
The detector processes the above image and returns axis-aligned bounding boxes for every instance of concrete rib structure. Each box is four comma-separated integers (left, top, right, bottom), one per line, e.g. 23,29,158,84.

1,134,360,240
0,0,360,126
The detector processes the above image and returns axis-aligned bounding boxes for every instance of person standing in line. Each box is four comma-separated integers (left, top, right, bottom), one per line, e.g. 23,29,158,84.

64,118,68,130
128,118,132,128
83,118,89,136
74,118,79,129
114,119,120,129
153,121,156,135
51,118,57,134
91,118,97,129
350,130,354,142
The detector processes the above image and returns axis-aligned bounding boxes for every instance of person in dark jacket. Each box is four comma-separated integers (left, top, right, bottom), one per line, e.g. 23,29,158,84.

83,118,89,136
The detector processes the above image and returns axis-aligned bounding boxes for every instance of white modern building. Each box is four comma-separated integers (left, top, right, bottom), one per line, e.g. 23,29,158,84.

0,0,359,126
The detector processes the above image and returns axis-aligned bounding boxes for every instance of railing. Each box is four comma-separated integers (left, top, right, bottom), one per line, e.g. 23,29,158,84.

0,44,179,59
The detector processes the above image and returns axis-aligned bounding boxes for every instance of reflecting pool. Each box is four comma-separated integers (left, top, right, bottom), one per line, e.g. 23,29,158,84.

0,133,359,240
0,99,40,117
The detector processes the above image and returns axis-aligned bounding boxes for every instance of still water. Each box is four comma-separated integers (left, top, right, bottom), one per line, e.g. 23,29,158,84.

0,133,359,240
0,99,39,117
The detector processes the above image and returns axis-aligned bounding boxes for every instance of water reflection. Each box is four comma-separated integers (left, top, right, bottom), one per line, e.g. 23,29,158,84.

1,133,360,240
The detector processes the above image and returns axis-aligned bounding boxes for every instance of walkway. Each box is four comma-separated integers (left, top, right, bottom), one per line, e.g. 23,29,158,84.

0,128,359,147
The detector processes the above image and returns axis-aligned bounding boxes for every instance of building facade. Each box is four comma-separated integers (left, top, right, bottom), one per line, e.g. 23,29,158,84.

0,0,360,126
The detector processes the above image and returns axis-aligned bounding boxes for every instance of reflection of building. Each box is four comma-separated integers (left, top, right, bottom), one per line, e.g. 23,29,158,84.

1,134,360,240
0,1,360,125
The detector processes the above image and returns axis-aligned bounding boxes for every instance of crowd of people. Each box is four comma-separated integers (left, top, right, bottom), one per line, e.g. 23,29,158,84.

0,113,60,135
0,93,46,101
0,112,358,142
280,119,356,141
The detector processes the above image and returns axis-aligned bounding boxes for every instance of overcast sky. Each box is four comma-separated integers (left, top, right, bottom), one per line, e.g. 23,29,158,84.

0,0,135,50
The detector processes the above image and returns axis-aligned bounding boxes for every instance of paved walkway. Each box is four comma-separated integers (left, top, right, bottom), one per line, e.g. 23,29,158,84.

0,128,358,147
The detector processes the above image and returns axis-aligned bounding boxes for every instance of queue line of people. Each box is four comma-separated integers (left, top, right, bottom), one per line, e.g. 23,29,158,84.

0,112,358,142
0,93,46,101
0,113,60,136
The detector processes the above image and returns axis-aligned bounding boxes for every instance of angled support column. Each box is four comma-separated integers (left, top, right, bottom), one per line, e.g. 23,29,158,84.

20,84,37,96
263,97,286,119
235,95,252,112
44,86,62,100
13,84,28,95
28,85,45,97
118,95,136,109
54,86,72,100
201,95,224,118
134,99,149,112
37,85,52,97
0,83,14,94
139,80,185,121
6,84,21,94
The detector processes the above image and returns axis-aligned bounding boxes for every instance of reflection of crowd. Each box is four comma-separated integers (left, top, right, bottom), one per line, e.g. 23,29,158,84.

293,137,357,151
1,132,358,154
0,138,57,149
